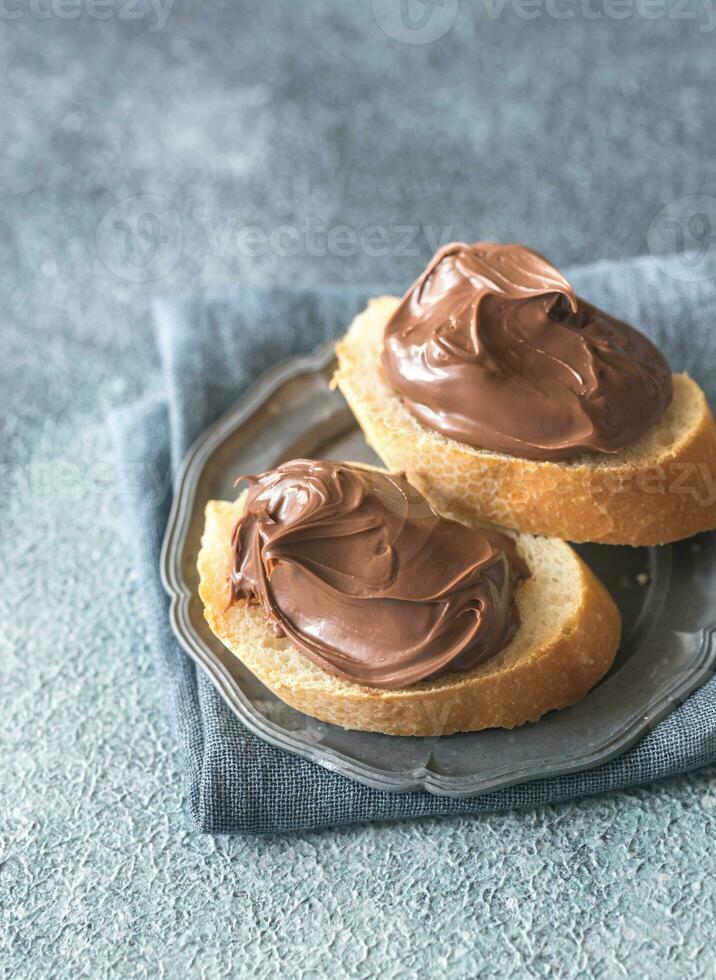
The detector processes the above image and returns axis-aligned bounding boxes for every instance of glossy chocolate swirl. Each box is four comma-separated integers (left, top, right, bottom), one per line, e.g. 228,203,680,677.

382,242,672,461
230,460,528,689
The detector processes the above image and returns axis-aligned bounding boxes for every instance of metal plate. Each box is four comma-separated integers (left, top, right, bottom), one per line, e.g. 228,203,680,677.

161,343,716,797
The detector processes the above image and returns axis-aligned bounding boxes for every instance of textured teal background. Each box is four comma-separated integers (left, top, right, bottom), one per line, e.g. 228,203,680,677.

2,3,716,976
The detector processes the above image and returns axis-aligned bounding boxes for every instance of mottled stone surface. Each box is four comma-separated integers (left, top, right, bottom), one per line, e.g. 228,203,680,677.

2,4,716,976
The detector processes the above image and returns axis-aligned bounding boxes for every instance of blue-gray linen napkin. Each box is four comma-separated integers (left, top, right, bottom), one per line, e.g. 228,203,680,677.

111,253,716,834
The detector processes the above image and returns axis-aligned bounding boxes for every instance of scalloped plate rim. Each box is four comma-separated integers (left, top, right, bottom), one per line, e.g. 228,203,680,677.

160,342,716,797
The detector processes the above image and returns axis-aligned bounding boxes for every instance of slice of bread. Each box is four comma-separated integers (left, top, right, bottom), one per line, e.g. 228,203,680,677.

334,296,716,546
198,490,621,736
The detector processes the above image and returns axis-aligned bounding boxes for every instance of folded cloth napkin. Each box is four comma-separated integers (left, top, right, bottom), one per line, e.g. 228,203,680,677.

111,254,716,834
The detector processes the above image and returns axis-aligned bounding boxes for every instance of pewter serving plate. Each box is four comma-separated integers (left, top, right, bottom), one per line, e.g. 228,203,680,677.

161,343,716,797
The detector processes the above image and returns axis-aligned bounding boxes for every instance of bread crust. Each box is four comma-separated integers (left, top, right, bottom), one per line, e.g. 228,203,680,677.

198,495,621,736
334,297,716,546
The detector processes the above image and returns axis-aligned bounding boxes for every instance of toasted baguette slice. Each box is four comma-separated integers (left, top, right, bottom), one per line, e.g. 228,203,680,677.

198,490,621,736
334,296,716,546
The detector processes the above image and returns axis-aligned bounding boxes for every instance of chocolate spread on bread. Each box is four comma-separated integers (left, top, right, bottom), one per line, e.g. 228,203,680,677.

230,460,528,689
381,242,672,461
